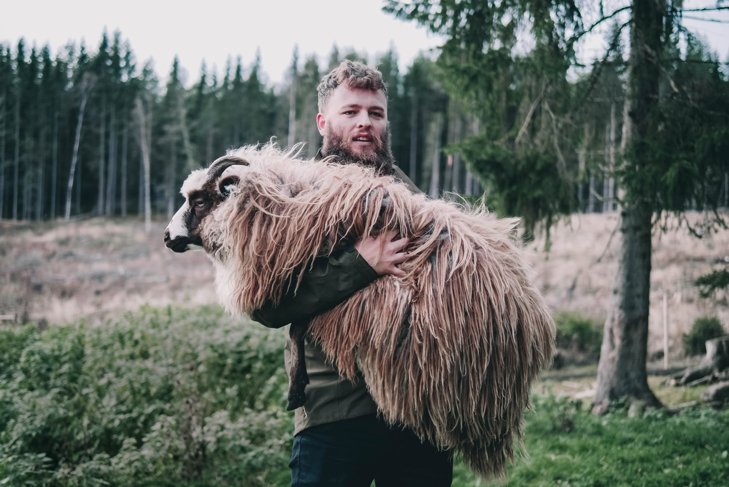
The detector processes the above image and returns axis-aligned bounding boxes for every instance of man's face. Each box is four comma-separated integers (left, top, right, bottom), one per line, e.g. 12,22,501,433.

316,85,392,169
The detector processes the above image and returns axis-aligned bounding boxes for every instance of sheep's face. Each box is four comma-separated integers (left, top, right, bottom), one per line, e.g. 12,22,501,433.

164,155,247,253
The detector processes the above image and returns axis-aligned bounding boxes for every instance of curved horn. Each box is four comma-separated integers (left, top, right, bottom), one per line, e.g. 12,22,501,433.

207,155,249,182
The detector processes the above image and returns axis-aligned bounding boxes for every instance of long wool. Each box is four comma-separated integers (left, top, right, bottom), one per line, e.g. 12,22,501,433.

198,144,555,478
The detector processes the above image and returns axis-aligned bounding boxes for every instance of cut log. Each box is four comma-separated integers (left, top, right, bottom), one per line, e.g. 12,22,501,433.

673,336,729,386
701,381,729,404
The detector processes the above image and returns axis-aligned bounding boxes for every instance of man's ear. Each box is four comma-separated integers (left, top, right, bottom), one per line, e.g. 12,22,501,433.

316,113,326,136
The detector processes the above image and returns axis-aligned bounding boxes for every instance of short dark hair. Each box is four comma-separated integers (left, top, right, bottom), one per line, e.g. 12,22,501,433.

317,60,388,112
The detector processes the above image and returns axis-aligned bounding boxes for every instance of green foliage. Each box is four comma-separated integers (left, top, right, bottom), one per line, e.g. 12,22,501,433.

554,311,602,356
695,266,729,299
0,306,291,486
453,396,729,486
682,316,726,356
459,138,574,240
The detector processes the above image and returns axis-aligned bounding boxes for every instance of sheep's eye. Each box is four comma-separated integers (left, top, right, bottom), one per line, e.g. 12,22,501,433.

191,198,207,209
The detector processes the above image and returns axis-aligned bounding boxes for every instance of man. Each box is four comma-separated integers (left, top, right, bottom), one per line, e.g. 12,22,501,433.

252,60,452,487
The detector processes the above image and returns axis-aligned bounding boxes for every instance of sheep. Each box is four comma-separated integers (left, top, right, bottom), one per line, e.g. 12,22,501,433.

164,143,555,478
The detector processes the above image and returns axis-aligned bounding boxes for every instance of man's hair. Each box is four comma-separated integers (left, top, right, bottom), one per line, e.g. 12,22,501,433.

317,60,388,112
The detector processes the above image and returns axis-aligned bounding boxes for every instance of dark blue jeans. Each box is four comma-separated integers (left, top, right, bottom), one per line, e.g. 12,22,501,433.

289,415,453,487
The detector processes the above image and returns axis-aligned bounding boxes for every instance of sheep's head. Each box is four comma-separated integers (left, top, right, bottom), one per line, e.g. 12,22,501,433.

164,154,248,253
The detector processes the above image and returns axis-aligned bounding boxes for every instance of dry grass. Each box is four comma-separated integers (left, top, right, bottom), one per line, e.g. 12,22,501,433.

0,217,216,325
526,212,729,358
1,211,727,361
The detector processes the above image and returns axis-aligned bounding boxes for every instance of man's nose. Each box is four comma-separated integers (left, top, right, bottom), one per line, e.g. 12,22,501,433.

355,112,372,127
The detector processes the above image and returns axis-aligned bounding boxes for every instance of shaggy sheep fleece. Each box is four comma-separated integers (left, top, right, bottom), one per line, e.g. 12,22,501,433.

196,144,555,478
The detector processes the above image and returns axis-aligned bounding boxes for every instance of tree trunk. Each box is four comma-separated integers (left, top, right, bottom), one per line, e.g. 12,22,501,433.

408,97,418,186
0,91,6,219
97,100,106,216
287,73,297,148
65,89,89,220
594,203,661,411
604,102,618,212
50,110,58,219
105,109,117,216
427,113,443,198
593,0,665,413
12,87,19,220
121,118,128,218
134,97,152,232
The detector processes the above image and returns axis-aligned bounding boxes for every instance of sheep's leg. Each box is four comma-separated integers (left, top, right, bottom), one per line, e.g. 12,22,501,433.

287,321,310,410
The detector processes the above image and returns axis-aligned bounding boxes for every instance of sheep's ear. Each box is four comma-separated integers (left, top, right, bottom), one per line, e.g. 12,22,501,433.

219,176,240,198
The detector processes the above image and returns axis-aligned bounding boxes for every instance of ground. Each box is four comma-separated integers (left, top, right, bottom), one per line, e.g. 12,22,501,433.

1,211,727,362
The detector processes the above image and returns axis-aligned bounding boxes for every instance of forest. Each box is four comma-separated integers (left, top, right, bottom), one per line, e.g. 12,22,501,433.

2,0,729,484
2,7,725,228
0,33,485,224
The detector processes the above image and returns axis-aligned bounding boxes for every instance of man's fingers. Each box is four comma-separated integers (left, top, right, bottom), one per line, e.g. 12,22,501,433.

388,236,409,252
388,266,407,278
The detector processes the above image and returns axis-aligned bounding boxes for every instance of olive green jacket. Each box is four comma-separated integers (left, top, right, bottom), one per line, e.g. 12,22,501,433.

251,164,419,435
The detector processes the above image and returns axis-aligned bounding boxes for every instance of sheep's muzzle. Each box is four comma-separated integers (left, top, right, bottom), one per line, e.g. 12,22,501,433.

164,229,202,253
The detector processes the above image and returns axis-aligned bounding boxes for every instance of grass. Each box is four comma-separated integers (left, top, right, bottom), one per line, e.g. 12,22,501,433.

452,396,729,487
1,305,728,486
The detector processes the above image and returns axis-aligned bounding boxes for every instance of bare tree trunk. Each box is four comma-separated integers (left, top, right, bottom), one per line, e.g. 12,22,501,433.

97,100,106,215
408,98,418,186
134,97,152,232
177,95,196,173
593,0,665,413
35,127,45,221
166,138,176,218
464,115,480,197
578,123,589,212
12,88,20,220
105,109,117,216
0,92,6,219
287,72,297,147
22,163,31,220
428,113,443,198
604,102,618,212
64,88,89,220
121,118,128,217
50,110,58,219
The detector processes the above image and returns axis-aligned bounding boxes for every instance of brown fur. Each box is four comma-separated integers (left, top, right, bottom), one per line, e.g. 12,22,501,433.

184,143,555,478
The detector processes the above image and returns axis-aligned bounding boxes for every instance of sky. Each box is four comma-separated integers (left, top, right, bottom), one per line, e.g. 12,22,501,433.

0,0,443,86
2,1,727,87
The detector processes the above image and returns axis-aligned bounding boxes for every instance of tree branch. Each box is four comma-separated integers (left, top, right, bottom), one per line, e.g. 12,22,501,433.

681,15,729,23
568,6,633,47
576,20,632,106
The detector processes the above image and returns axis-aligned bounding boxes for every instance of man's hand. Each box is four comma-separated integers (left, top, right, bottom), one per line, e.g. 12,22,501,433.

355,230,409,277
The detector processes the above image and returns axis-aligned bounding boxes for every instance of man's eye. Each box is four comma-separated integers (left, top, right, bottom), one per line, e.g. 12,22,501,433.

343,110,355,115
370,111,384,118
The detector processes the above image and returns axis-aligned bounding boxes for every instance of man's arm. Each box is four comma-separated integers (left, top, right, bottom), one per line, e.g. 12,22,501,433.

250,231,408,328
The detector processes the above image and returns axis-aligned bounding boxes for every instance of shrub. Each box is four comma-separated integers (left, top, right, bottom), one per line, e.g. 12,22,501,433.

554,311,602,358
0,305,291,486
682,316,726,356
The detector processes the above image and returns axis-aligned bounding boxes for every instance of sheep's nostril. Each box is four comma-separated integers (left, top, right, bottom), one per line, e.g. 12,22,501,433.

163,229,170,243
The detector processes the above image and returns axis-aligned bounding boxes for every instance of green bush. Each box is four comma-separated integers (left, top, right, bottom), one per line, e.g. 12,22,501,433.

683,316,726,356
554,312,602,356
0,305,291,487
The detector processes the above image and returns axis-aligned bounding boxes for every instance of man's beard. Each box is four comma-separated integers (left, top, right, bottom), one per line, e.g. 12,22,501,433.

321,128,395,175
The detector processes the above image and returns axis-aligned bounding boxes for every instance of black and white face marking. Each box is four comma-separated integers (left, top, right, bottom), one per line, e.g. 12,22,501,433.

164,169,209,253
164,159,247,253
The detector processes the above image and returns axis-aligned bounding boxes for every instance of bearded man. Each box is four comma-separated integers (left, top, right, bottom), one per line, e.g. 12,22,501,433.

252,60,453,487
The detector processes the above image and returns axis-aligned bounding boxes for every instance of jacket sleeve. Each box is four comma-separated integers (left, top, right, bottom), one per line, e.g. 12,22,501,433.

250,246,378,329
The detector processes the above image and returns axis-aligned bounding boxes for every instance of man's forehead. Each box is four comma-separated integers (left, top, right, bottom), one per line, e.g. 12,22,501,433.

327,85,387,110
